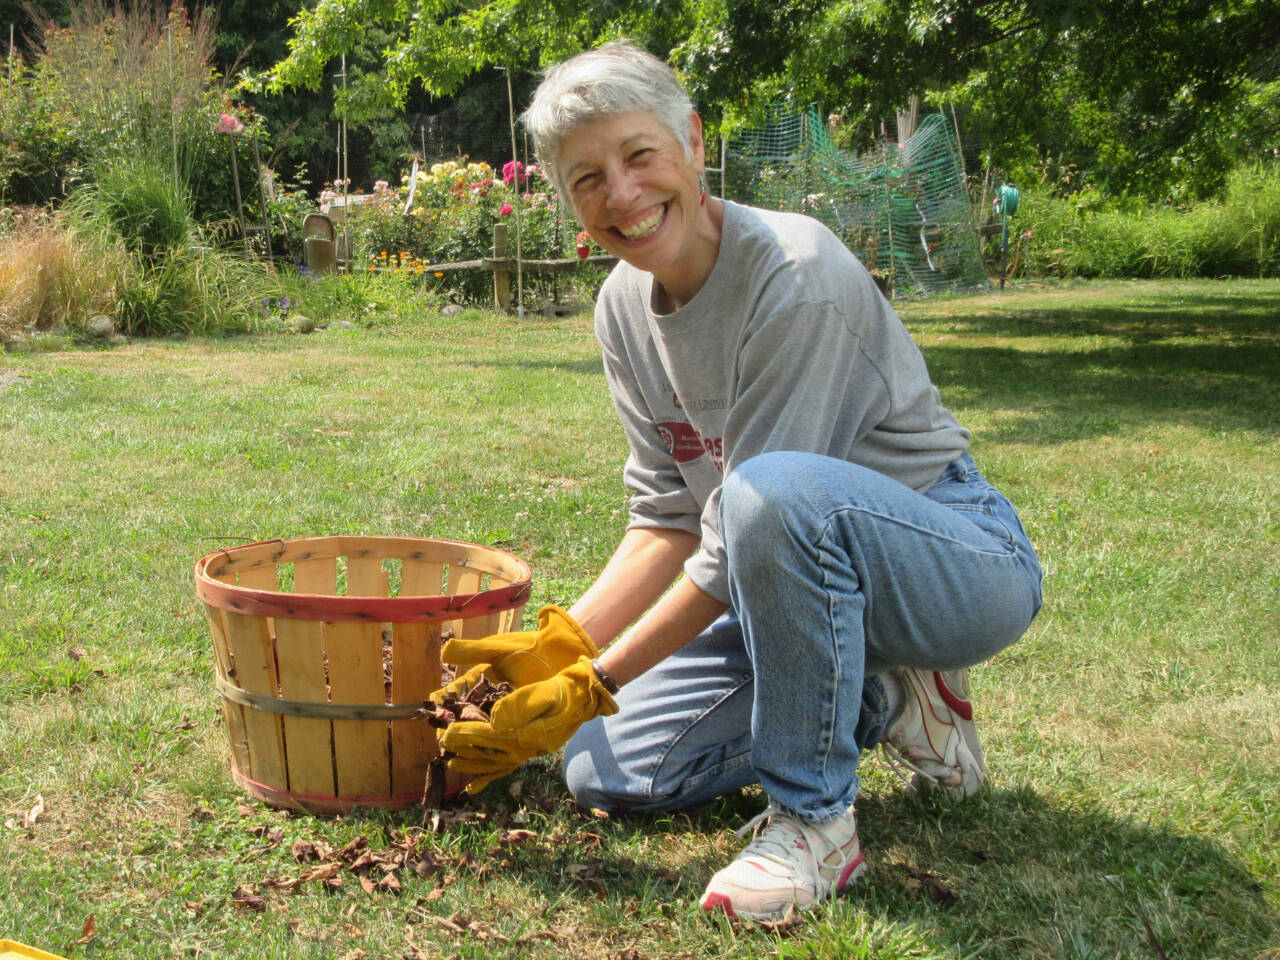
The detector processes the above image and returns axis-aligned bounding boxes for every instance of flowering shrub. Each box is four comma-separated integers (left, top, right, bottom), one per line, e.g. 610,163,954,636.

339,158,604,305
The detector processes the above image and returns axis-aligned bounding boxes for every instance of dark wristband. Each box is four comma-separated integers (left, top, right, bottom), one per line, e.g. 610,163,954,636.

590,658,620,694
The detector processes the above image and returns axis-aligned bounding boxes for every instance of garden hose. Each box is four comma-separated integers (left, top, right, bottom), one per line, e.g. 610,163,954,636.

997,183,1021,288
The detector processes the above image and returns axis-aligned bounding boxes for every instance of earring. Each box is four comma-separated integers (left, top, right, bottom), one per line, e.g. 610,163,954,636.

698,172,708,206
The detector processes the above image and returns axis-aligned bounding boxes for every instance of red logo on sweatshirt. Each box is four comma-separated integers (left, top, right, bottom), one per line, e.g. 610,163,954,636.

657,421,705,463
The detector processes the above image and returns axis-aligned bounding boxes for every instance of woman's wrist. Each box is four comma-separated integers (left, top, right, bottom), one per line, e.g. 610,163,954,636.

589,658,620,694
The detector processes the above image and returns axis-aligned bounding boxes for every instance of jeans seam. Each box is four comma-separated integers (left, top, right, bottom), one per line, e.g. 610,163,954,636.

826,503,1024,559
817,521,843,804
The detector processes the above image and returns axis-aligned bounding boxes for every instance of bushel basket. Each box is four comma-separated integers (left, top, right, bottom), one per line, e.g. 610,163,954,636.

195,536,531,812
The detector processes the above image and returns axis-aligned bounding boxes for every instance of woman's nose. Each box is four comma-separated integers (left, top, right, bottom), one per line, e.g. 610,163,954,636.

604,169,642,210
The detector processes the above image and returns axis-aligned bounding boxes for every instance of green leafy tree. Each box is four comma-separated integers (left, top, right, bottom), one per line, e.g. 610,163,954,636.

269,0,1280,200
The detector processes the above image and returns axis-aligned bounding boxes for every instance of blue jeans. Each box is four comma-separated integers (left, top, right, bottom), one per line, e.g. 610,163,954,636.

563,451,1043,823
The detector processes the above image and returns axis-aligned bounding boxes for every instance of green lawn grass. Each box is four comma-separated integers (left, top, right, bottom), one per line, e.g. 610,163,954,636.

1,278,1276,959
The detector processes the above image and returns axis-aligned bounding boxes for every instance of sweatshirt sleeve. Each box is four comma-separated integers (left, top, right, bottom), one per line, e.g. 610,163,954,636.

598,326,703,538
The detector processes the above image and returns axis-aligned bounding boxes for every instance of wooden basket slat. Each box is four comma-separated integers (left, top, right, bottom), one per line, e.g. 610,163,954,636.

444,566,483,639
292,556,338,596
203,602,252,776
236,564,279,592
273,618,336,799
326,620,392,798
223,611,287,789
346,556,389,598
400,557,445,598
390,620,439,797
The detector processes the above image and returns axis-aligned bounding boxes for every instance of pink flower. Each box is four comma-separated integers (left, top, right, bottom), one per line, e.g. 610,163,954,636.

214,112,244,135
1022,229,1034,239
502,160,525,185
499,203,514,217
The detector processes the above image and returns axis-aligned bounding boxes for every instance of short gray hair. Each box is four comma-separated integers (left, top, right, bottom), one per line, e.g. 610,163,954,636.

523,41,695,198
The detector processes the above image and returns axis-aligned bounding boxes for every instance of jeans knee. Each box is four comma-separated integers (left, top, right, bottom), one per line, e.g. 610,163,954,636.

721,452,795,540
562,721,637,812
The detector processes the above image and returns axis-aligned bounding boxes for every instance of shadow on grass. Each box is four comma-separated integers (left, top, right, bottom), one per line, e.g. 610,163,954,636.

461,357,606,377
347,774,1276,959
923,339,1280,442
839,783,1278,959
913,286,1280,341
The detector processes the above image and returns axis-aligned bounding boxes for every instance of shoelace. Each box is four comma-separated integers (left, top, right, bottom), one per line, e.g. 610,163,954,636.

734,804,855,879
878,741,947,789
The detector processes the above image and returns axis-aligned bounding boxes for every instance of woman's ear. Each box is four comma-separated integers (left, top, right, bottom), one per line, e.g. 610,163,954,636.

688,110,706,170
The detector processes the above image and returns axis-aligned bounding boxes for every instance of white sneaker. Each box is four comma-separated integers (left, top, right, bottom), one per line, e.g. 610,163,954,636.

882,667,986,799
699,804,867,921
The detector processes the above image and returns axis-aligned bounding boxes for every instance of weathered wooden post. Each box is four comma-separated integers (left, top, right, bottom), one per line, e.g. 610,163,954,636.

492,223,511,311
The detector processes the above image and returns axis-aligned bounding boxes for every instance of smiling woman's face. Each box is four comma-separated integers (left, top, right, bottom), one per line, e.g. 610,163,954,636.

558,109,712,292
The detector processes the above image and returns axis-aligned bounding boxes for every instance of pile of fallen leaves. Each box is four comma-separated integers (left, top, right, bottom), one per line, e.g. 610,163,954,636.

230,824,521,910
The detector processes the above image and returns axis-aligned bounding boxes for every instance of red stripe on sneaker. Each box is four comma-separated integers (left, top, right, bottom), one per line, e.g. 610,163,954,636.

700,892,738,917
934,671,974,721
837,851,867,889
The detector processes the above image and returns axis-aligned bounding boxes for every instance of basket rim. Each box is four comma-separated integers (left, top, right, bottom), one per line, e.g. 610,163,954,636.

194,535,531,622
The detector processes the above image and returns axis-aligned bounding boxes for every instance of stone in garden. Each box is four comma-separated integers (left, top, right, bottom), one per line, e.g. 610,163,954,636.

441,304,464,316
87,315,115,339
337,320,356,330
293,315,316,334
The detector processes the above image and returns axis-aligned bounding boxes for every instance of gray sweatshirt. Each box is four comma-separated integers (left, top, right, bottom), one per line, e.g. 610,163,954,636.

595,200,969,604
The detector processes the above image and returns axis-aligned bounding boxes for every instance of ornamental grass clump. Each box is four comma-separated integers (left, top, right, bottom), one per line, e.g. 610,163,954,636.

0,207,126,340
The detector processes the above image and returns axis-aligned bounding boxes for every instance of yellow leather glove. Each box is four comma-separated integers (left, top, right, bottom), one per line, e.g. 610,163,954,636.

432,605,598,702
438,657,619,793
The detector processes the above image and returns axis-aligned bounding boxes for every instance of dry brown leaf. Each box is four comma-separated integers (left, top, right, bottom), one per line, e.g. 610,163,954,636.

338,836,369,860
500,828,537,845
23,795,44,829
301,862,342,884
422,887,444,901
75,914,96,945
344,923,365,938
184,900,203,917
900,865,956,904
754,903,805,935
377,872,402,893
358,875,377,895
231,885,266,912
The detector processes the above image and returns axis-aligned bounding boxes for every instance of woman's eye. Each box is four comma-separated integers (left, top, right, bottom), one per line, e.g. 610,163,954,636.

572,172,598,191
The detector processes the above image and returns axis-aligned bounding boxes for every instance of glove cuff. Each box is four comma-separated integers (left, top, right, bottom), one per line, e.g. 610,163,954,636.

539,604,600,658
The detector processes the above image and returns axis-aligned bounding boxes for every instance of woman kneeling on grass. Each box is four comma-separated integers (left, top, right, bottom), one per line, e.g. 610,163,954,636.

431,41,1044,922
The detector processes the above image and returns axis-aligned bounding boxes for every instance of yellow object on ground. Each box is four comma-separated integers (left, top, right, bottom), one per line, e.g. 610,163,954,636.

0,942,70,960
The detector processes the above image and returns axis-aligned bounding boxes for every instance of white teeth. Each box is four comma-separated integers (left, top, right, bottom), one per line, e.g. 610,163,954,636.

618,207,664,240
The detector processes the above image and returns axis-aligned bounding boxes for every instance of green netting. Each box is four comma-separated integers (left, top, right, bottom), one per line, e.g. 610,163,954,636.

725,108,987,296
